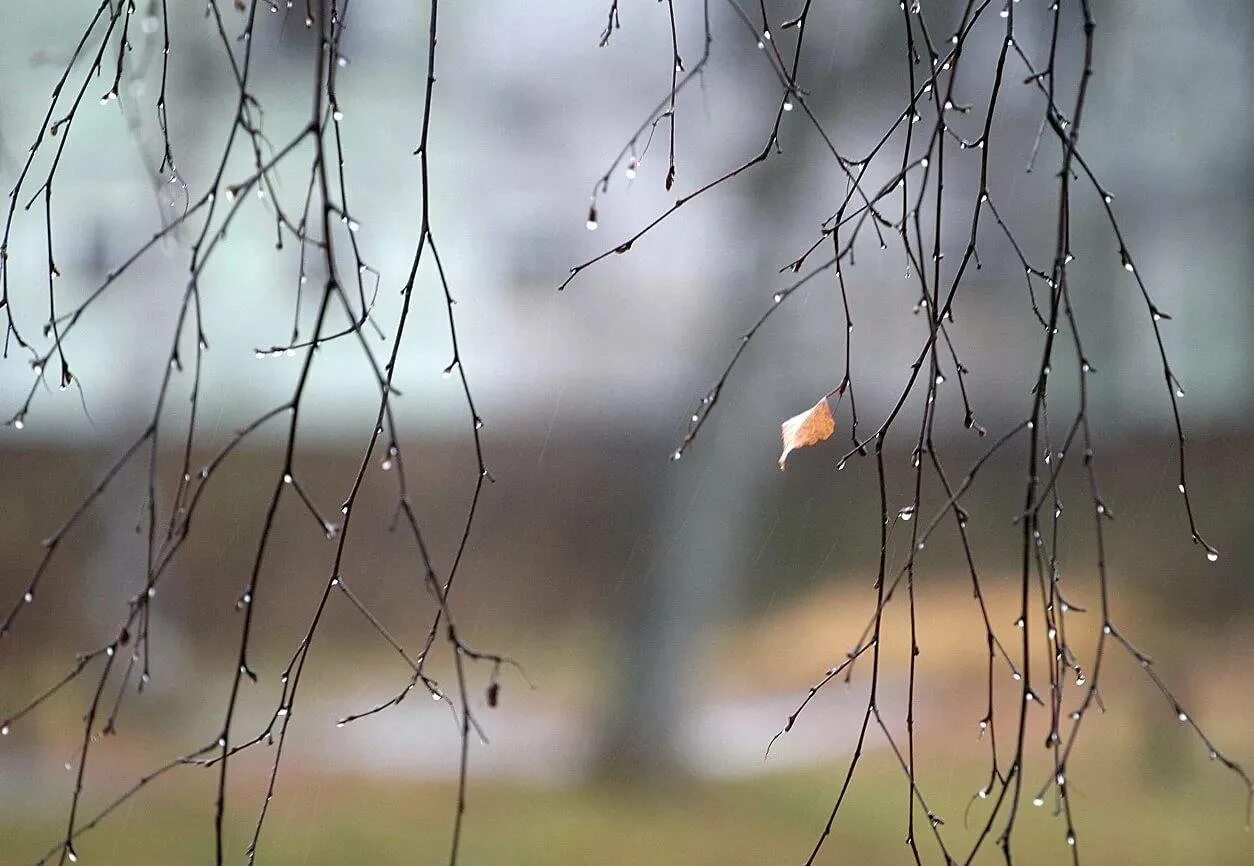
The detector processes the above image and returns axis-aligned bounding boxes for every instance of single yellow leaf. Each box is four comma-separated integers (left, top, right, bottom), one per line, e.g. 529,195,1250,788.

778,397,836,470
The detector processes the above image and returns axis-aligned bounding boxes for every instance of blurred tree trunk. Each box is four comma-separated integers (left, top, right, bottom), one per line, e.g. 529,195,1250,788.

596,417,758,780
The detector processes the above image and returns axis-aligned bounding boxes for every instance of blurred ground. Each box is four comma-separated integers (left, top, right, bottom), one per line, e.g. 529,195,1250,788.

5,755,1253,866
3,480,1251,863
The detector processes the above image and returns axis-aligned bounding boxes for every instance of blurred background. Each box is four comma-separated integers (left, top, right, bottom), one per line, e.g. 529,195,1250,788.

0,1,1251,864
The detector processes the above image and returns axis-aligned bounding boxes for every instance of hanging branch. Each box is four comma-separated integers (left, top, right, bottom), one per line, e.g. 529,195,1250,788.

570,2,1249,863
1,2,510,865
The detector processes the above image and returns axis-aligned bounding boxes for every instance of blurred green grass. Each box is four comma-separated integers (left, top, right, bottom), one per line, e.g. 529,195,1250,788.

8,746,1252,866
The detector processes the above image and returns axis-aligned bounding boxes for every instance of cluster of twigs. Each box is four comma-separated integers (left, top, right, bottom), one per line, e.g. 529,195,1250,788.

574,1,1249,863
1,2,511,864
2,1,1249,863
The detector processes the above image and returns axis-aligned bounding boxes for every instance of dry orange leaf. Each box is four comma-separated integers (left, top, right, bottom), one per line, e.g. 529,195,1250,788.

778,397,836,470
